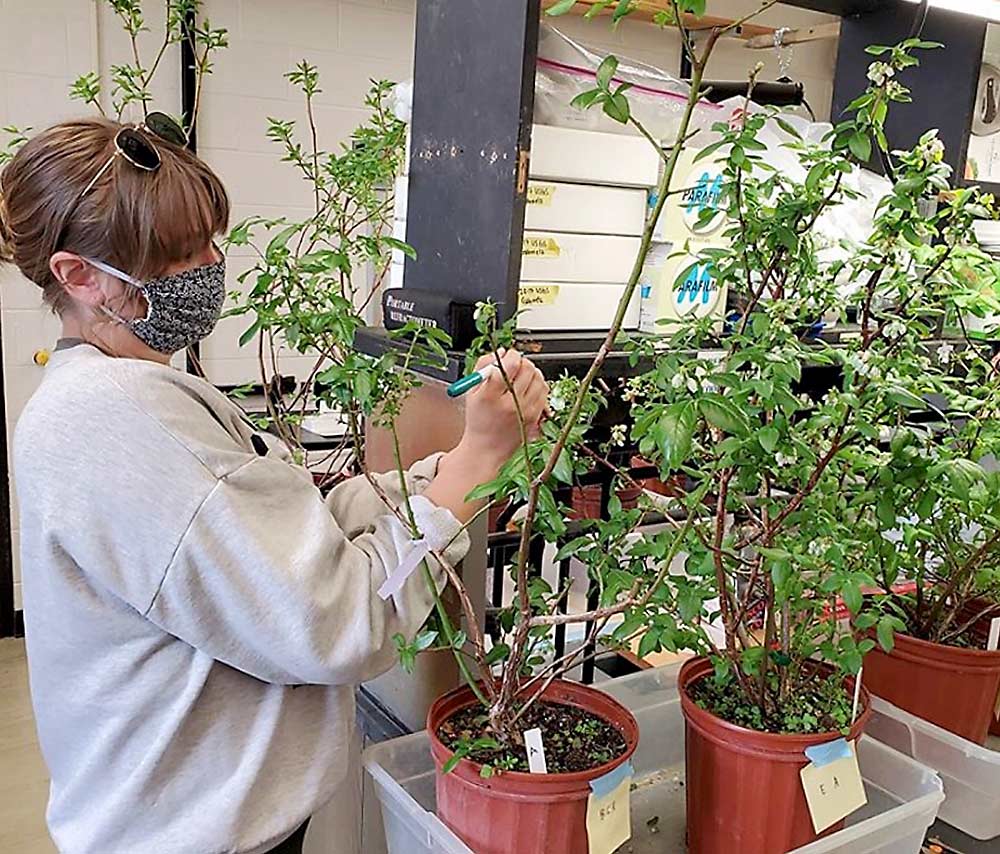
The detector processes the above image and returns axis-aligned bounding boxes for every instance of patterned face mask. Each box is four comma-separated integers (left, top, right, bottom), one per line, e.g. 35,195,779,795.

86,256,226,354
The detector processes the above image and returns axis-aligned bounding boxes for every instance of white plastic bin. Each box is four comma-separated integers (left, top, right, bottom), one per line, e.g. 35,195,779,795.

866,695,1000,840
363,664,944,854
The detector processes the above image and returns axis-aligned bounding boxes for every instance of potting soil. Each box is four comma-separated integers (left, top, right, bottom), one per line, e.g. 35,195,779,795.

437,700,628,773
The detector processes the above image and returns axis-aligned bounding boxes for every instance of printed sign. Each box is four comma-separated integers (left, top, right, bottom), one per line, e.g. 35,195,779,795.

523,236,562,258
519,284,560,307
527,183,557,206
586,761,633,854
800,739,867,834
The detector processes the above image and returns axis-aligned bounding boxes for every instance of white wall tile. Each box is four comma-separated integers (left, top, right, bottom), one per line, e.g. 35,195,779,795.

338,2,414,59
300,48,412,109
242,0,339,50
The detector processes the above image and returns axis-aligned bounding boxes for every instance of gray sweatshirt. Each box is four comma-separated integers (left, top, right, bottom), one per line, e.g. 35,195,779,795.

13,343,470,854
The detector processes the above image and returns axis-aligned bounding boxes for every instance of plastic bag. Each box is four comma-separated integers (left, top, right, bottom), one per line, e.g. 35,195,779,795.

535,24,719,142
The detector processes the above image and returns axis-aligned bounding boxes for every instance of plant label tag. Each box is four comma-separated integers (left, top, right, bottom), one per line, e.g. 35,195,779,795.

800,739,867,834
586,761,632,854
987,617,1000,652
523,728,548,774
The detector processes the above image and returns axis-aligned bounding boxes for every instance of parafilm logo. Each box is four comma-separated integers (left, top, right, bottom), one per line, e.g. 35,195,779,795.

681,169,725,235
675,260,721,318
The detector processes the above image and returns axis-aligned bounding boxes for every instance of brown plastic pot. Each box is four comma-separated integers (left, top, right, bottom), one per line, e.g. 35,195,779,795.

679,657,871,854
428,680,639,854
863,631,1000,745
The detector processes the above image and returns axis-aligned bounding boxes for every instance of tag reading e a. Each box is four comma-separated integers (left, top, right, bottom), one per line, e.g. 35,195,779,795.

800,739,867,834
586,761,632,854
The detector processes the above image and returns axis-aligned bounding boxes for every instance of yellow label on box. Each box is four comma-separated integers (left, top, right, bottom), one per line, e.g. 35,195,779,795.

523,236,561,257
800,741,867,834
586,775,631,854
519,284,560,306
527,183,556,206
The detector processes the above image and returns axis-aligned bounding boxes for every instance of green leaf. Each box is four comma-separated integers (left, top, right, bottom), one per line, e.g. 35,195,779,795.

678,585,703,622
552,449,574,485
638,630,660,658
699,394,749,436
611,0,633,24
758,426,779,454
848,131,872,162
571,89,603,111
485,643,511,665
916,490,936,519
887,386,924,409
442,753,463,774
238,317,262,348
596,55,618,91
603,92,630,124
545,0,578,16
771,560,792,589
383,236,417,260
876,616,897,653
876,493,896,528
841,580,863,616
265,222,301,258
655,401,695,470
414,630,438,651
681,0,707,14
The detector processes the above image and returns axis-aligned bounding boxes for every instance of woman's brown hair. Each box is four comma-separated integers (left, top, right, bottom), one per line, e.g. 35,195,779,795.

0,117,229,314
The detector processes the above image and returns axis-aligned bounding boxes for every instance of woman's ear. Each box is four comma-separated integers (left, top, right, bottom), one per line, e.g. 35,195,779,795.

49,252,106,308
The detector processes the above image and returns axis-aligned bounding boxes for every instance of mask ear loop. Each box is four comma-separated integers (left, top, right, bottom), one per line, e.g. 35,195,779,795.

83,257,153,323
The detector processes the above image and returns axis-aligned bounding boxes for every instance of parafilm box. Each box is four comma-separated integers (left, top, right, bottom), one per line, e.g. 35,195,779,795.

517,282,640,331
524,181,647,236
521,231,640,284
530,124,661,188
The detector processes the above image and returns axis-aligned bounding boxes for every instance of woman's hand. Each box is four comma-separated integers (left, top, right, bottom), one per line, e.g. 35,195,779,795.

460,349,548,467
423,350,549,523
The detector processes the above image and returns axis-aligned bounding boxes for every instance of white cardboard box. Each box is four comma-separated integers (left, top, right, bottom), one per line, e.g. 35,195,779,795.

521,231,640,283
530,124,661,188
517,282,640,331
525,181,647,236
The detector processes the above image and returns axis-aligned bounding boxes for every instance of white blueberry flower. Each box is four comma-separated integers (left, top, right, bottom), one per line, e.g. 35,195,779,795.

610,424,627,447
694,364,709,379
884,319,907,338
687,377,700,393
937,342,954,365
867,62,895,86
775,451,795,467
885,80,906,99
671,372,686,390
549,392,566,412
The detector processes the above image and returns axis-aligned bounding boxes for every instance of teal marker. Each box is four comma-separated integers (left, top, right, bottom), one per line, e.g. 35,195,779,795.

447,364,498,398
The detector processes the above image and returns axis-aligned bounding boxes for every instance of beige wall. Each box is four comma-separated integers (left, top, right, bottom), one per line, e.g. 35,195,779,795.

0,0,839,610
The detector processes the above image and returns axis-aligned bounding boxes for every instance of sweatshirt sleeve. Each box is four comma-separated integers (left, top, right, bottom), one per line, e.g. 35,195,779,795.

144,454,471,686
323,453,445,538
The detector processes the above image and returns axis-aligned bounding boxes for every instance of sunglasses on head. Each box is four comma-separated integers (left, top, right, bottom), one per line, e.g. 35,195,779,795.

56,112,188,251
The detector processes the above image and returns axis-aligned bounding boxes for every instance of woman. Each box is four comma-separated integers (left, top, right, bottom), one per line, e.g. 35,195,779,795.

0,117,548,854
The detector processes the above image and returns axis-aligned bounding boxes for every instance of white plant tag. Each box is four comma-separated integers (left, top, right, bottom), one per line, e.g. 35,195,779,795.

987,617,1000,652
586,761,633,854
800,739,867,834
523,728,548,774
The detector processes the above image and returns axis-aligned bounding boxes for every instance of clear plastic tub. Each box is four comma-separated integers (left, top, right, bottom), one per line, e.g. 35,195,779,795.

866,695,1000,840
363,664,944,854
